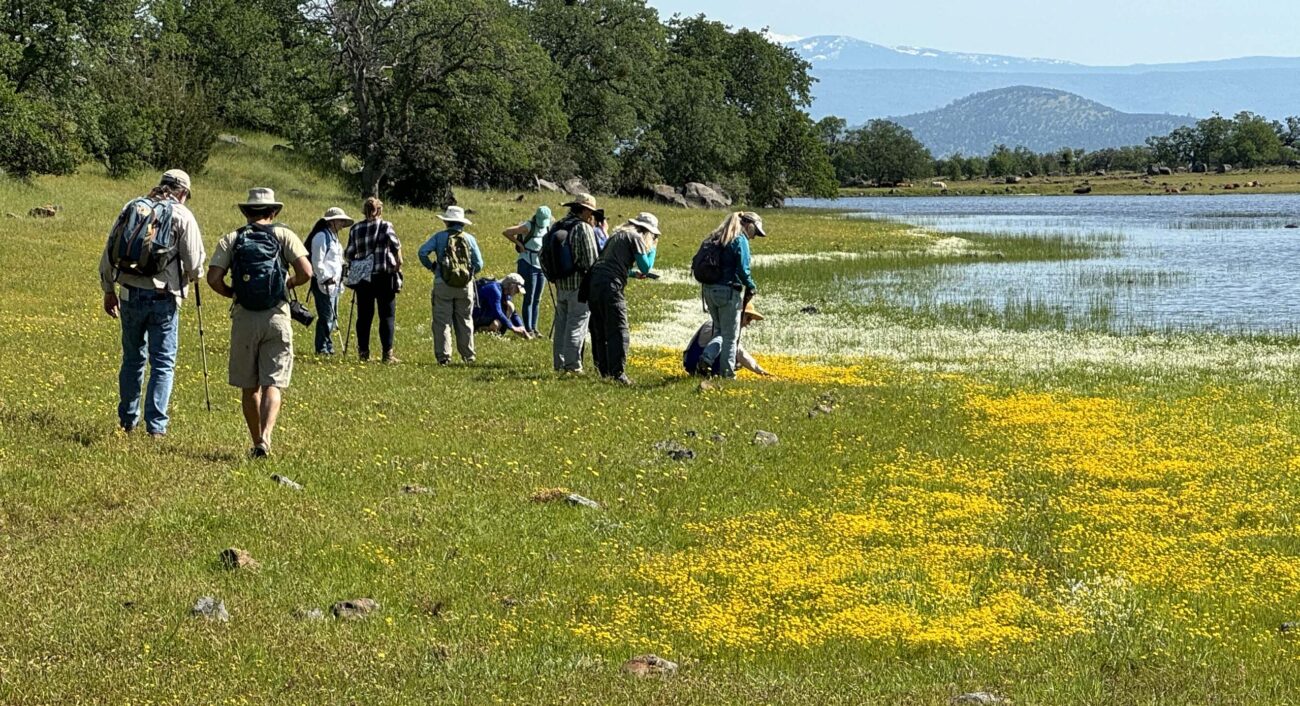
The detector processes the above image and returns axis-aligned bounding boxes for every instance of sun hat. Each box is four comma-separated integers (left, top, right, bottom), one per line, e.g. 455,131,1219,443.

238,187,283,209
742,300,764,321
322,206,355,227
501,272,526,296
160,169,192,194
562,193,599,212
437,205,473,226
627,212,661,236
740,211,766,237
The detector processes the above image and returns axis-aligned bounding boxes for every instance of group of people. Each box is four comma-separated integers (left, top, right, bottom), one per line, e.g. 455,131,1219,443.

100,170,771,456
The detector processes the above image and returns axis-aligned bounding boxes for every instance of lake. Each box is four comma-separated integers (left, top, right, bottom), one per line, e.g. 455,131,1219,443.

792,194,1300,334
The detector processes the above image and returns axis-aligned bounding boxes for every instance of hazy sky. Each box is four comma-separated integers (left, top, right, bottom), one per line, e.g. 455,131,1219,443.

644,0,1300,65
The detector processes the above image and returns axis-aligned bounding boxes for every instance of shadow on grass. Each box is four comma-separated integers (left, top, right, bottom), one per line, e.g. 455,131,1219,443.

0,406,107,448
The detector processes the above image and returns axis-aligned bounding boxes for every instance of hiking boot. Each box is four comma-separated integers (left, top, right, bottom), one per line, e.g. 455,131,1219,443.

148,431,166,440
613,375,634,386
358,351,370,362
695,357,714,378
382,353,401,365
249,444,269,460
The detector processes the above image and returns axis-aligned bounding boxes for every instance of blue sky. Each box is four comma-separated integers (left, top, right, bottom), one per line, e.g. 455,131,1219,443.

644,0,1300,65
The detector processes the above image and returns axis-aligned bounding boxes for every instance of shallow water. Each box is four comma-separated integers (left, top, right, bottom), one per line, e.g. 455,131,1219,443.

791,194,1300,334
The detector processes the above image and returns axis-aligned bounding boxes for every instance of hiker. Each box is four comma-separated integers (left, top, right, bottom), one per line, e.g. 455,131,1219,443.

417,206,483,365
501,205,551,337
344,197,404,363
306,207,355,355
594,209,610,252
684,301,771,377
205,188,312,458
587,212,660,384
100,169,206,437
691,211,766,378
473,273,528,336
540,193,600,373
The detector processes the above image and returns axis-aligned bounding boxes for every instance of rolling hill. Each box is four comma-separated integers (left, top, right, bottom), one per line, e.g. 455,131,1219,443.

893,86,1197,156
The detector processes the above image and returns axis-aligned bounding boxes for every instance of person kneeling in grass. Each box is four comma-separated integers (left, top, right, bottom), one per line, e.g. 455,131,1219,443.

683,301,771,378
473,273,530,337
206,188,312,459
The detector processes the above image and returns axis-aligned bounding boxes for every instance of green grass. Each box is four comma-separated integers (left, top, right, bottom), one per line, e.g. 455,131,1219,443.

5,135,1300,704
839,167,1300,198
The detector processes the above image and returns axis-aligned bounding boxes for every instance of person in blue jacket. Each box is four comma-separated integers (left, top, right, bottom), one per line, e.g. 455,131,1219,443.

587,212,660,384
473,273,529,337
695,211,766,378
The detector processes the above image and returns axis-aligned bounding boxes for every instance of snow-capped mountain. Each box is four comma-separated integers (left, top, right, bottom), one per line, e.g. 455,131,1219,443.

790,35,1082,73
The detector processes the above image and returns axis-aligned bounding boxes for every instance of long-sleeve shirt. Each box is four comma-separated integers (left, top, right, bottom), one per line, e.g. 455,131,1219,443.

682,321,764,374
727,235,757,292
472,279,521,330
99,198,205,303
309,227,343,293
417,228,483,285
591,226,653,284
555,220,599,291
345,219,401,273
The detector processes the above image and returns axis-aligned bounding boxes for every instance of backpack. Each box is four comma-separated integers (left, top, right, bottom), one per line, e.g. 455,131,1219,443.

106,197,177,278
439,230,474,288
230,224,287,311
692,238,730,285
539,216,582,281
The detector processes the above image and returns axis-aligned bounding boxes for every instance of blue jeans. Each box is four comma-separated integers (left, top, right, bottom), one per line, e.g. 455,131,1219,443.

517,260,546,334
701,285,743,378
311,282,339,354
118,289,179,434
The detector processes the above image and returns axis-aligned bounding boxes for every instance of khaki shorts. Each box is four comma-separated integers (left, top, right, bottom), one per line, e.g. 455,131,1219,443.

228,309,294,389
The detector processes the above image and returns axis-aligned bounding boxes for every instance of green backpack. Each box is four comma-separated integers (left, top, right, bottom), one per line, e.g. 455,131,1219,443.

439,230,474,287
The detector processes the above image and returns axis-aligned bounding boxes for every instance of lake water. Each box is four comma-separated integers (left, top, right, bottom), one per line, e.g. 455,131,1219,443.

791,194,1300,334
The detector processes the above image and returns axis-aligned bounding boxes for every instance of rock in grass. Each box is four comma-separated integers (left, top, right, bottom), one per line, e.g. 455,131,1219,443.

530,487,602,509
219,547,259,570
564,493,602,510
332,598,379,620
953,693,1008,705
799,305,820,315
271,474,303,490
622,654,678,677
808,403,835,418
753,430,780,446
710,432,726,443
29,204,59,218
652,439,695,461
191,596,230,622
217,134,244,145
1280,622,1299,635
401,484,432,495
293,607,326,622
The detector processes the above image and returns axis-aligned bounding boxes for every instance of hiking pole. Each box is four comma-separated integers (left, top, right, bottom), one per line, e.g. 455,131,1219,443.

342,288,356,355
193,284,212,413
547,282,558,340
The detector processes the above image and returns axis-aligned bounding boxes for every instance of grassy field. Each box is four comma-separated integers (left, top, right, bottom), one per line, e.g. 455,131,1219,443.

5,134,1300,704
841,166,1300,198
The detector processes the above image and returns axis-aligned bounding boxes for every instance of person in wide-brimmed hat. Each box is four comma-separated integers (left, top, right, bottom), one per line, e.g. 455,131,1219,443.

546,193,601,373
304,207,355,354
417,205,484,364
344,197,405,363
472,272,528,336
586,211,662,384
206,187,313,458
683,300,770,378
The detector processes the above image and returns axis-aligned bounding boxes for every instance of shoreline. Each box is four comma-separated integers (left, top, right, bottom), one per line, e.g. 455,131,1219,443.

830,168,1300,198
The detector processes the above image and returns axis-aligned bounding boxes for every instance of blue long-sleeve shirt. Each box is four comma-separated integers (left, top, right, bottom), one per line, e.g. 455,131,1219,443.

725,236,757,292
417,228,483,284
473,279,522,330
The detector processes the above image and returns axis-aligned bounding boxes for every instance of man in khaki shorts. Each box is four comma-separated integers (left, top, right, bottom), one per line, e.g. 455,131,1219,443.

206,188,312,458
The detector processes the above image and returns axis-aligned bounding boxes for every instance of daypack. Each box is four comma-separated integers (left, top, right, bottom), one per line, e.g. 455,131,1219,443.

106,197,177,278
439,230,474,288
230,224,287,311
692,238,730,285
539,216,582,281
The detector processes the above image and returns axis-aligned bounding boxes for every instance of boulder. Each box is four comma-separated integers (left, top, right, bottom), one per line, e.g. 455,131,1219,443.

1157,166,1174,176
332,598,379,620
562,177,590,196
219,548,259,570
1092,169,1107,176
650,184,690,209
753,430,780,446
1217,163,1234,174
535,177,561,193
622,654,678,678
682,182,731,209
217,134,244,145
1004,176,1021,185
1073,185,1093,195
1192,162,1208,173
29,204,59,218
930,181,948,190
1289,160,1300,168
191,596,230,622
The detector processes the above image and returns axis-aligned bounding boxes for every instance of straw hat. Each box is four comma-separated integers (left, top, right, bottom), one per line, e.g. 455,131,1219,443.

238,187,282,209
160,169,192,194
501,272,526,296
627,211,661,236
742,300,764,321
322,206,355,227
562,193,599,212
437,205,473,226
740,211,767,237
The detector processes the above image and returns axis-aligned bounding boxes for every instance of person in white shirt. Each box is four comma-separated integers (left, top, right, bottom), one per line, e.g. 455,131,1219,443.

305,207,354,354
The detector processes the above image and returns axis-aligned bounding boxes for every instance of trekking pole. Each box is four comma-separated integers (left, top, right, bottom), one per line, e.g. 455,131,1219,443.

547,282,558,340
193,284,213,413
342,288,356,355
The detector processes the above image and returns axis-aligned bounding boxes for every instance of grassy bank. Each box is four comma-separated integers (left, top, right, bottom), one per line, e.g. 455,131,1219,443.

840,166,1300,198
4,135,1300,704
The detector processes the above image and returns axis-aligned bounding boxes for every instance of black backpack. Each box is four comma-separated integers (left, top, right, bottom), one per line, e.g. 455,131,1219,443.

231,224,287,311
539,216,582,281
691,238,730,285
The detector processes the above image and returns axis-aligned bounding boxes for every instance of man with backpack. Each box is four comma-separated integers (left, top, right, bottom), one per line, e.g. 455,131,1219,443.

99,169,206,438
540,193,600,373
416,206,484,365
205,188,313,458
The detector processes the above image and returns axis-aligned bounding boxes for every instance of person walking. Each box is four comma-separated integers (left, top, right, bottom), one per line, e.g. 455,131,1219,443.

691,211,766,378
684,301,771,377
344,197,404,363
587,212,660,384
417,206,484,365
473,273,529,336
541,193,600,373
501,205,551,337
99,169,206,438
205,188,312,458
305,207,354,355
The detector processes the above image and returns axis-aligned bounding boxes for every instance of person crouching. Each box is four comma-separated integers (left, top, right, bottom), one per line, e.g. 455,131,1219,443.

684,301,771,378
473,273,529,336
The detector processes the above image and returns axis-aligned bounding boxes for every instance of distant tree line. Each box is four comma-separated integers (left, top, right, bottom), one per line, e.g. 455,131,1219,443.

819,112,1300,186
0,0,836,207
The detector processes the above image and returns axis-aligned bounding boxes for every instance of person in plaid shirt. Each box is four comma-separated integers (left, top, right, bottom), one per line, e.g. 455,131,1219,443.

551,194,600,373
344,197,404,363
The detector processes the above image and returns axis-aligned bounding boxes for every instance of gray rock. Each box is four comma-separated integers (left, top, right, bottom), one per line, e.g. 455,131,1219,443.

217,134,244,145
401,484,432,495
535,177,561,192
271,143,294,153
753,430,780,446
219,547,259,570
271,474,303,491
800,305,820,315
191,596,229,622
562,177,590,196
1217,163,1234,174
5,212,18,219
1073,185,1092,195
564,493,602,510
808,403,835,418
1157,166,1174,176
710,432,726,443
28,205,59,218
1281,621,1299,634
332,598,379,620
650,184,689,209
293,607,326,621
1004,176,1021,185
952,693,1008,705
682,182,731,209
652,440,695,461
622,653,678,677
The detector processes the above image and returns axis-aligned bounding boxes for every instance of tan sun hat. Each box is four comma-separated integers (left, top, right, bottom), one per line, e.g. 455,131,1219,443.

627,212,661,236
437,205,473,226
160,169,192,194
322,206,355,227
562,193,599,212
238,187,282,209
742,300,764,321
501,272,526,296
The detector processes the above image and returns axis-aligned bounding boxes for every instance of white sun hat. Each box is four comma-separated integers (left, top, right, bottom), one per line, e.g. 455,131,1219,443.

437,205,473,226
